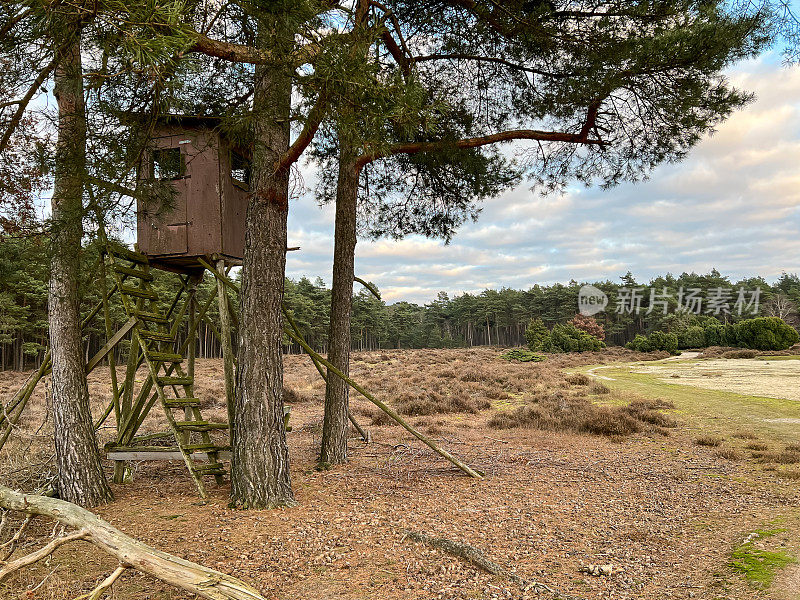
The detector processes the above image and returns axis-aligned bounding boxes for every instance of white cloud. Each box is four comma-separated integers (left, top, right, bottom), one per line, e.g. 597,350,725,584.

285,54,800,303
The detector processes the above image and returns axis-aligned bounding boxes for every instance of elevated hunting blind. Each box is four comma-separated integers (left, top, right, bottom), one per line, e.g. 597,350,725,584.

138,116,251,271
0,117,479,500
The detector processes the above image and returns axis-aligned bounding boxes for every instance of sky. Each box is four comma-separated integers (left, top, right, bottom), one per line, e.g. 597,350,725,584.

283,51,800,304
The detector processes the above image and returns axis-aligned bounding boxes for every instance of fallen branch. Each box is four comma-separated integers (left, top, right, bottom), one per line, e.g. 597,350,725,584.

74,564,128,600
0,529,88,580
0,486,267,600
404,530,582,600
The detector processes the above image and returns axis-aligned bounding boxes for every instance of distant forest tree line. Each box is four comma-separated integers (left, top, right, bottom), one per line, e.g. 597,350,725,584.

1,232,799,370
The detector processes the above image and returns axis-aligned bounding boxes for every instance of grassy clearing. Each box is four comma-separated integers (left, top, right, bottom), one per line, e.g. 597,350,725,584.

730,529,796,589
580,363,800,445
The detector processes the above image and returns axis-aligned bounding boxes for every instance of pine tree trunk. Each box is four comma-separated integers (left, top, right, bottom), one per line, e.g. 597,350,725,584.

49,27,112,507
230,30,294,508
320,145,358,466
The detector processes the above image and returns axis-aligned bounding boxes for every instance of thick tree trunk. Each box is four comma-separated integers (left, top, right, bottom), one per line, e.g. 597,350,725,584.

320,145,359,466
230,31,294,508
48,27,112,507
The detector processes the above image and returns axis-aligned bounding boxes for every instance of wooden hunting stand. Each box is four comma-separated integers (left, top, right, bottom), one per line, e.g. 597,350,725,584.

0,116,482,499
0,116,248,498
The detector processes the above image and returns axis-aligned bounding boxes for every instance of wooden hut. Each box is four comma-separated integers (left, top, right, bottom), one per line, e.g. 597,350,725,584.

137,116,251,271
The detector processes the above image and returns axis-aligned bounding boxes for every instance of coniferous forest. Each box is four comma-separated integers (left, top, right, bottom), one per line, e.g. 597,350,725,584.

2,231,798,368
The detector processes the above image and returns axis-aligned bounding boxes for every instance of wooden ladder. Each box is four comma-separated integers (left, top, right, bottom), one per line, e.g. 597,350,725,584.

104,244,228,498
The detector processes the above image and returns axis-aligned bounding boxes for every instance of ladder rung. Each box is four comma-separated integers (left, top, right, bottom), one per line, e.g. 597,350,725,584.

106,445,177,453
121,285,158,300
175,421,228,431
138,329,175,342
193,463,226,475
136,312,169,325
157,376,193,386
108,245,149,264
149,351,184,364
183,444,230,453
114,265,153,281
164,397,201,408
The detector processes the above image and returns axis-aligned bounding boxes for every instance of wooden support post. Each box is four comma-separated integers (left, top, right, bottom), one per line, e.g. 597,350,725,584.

184,277,201,445
215,259,236,435
115,297,141,484
98,257,121,427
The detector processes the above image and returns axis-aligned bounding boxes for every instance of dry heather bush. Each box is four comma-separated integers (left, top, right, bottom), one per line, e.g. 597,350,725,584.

721,349,758,359
786,443,800,453
589,381,611,395
697,346,733,358
733,431,759,440
778,470,800,480
565,373,591,386
393,389,489,416
695,435,724,447
284,387,313,404
488,393,676,437
346,347,680,438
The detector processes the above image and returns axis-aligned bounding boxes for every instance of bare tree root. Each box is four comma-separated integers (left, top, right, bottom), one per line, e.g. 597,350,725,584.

404,530,582,600
0,485,267,600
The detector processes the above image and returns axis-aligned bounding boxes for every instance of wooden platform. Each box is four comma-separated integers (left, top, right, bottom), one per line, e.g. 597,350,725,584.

107,450,231,461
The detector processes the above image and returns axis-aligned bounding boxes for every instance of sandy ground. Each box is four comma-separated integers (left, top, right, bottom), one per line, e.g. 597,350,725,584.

627,357,800,402
1,349,799,600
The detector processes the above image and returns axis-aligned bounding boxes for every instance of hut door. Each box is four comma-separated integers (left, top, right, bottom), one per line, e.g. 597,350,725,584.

144,142,189,255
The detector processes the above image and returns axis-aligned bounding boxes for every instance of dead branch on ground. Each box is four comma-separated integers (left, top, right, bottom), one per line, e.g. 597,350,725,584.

0,485,267,600
404,529,582,600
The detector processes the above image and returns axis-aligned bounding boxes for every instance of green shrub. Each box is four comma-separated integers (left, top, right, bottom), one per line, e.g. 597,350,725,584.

542,323,605,353
723,323,739,346
626,334,650,352
736,317,799,351
626,331,679,354
679,325,705,349
524,318,550,351
500,349,546,362
703,322,726,347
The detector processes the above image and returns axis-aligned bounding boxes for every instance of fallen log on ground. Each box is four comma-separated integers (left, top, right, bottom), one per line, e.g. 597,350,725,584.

0,485,267,600
404,529,582,600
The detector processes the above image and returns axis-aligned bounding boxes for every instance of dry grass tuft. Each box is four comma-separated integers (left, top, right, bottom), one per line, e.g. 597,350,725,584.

745,441,769,451
695,435,724,447
755,449,800,464
715,448,744,460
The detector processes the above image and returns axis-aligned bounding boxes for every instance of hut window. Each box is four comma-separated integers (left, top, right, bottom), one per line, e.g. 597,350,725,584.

231,151,251,190
152,148,185,180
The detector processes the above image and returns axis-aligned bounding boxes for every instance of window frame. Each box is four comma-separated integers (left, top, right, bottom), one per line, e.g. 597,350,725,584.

151,147,186,181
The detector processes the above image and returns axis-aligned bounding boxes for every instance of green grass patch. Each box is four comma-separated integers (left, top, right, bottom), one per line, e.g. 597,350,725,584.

756,355,800,361
579,365,800,444
730,529,795,589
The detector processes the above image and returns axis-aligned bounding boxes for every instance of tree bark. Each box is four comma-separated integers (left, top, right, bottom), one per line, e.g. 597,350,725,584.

48,25,112,507
231,25,294,508
319,144,359,466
